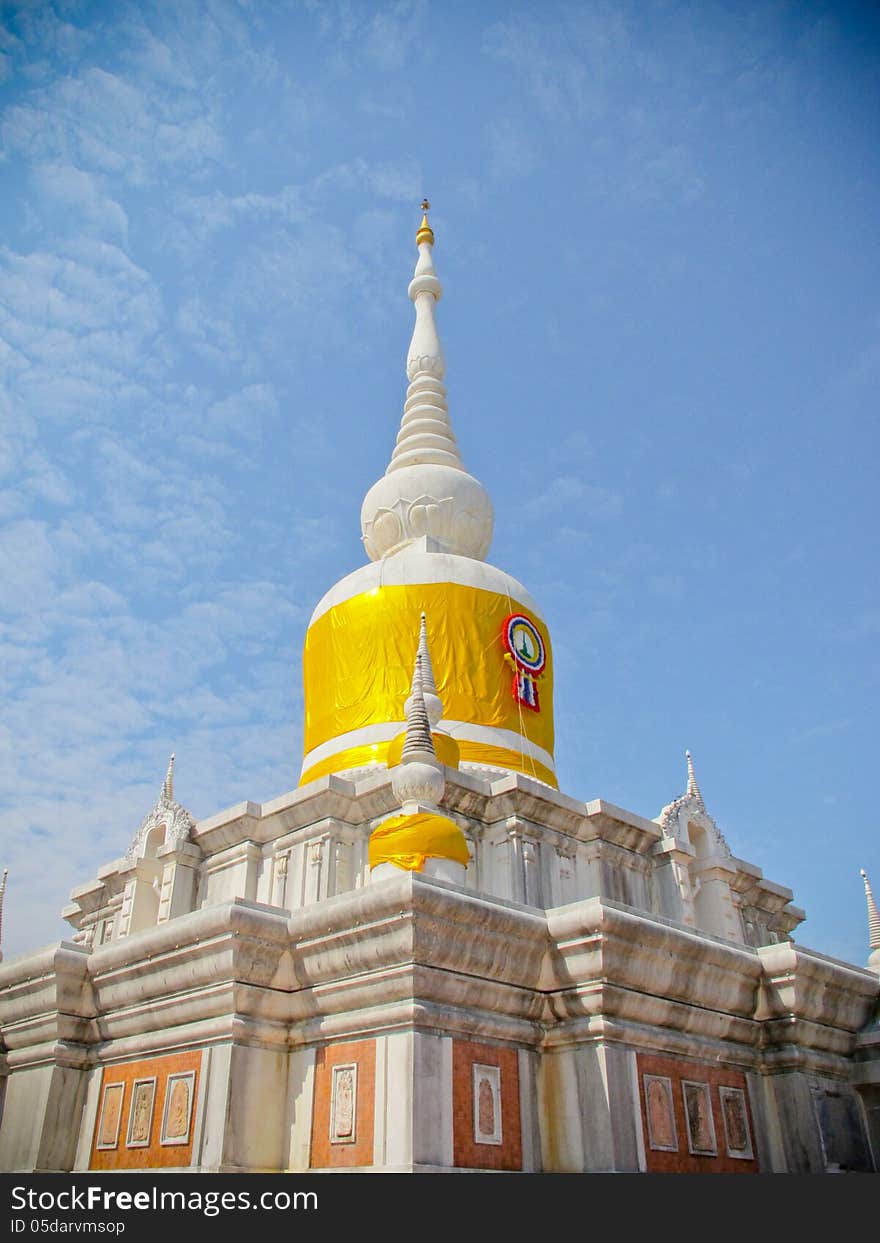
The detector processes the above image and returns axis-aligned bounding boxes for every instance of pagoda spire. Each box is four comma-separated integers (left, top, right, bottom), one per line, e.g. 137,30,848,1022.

360,204,494,562
388,200,462,474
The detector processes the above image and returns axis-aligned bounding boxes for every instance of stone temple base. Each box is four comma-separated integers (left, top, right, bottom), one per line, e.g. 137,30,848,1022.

1,871,877,1173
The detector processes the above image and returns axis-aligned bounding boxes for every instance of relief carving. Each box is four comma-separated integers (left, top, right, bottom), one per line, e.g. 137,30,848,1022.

682,1080,716,1156
477,1076,495,1137
97,1083,124,1150
330,1063,358,1144
719,1086,753,1159
644,1075,677,1152
161,1071,195,1146
472,1063,502,1146
127,1079,155,1147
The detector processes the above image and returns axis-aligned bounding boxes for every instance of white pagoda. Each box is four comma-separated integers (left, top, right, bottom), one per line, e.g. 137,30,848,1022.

0,210,877,1174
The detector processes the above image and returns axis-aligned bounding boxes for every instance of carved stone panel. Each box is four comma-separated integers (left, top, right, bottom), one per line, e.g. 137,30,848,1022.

682,1080,717,1156
330,1063,358,1145
643,1074,678,1152
126,1077,156,1148
161,1071,195,1146
719,1085,753,1160
472,1063,502,1146
96,1083,125,1151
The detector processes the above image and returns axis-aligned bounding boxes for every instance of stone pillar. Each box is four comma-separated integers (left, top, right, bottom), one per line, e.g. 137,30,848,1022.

0,944,92,1172
537,1046,584,1171
691,856,742,942
373,1031,413,1168
272,852,290,909
220,1043,289,1172
411,1031,453,1169
286,1048,316,1170
552,844,577,907
117,858,163,937
156,841,201,923
518,1047,542,1171
196,1043,232,1172
538,1041,643,1172
507,819,526,903
650,837,696,925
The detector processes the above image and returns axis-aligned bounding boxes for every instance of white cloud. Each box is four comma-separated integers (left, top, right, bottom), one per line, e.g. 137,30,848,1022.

0,240,165,456
483,118,538,181
207,383,279,443
522,475,624,521
29,161,129,241
304,0,427,72
2,65,224,186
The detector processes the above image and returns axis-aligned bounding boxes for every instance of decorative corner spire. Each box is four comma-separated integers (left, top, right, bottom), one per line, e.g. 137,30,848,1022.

656,748,730,857
0,867,8,955
686,750,704,809
861,869,880,951
126,754,195,861
162,753,175,802
416,197,434,247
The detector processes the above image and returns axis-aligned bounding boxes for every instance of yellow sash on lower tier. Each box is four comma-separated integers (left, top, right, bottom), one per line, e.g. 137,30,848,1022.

300,738,558,789
368,811,470,872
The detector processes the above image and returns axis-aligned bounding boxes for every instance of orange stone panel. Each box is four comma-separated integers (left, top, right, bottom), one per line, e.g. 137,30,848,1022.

636,1052,759,1174
310,1040,376,1168
89,1050,202,1170
452,1040,522,1171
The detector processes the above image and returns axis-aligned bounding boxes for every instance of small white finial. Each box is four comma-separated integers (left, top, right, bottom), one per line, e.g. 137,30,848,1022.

686,750,704,808
861,869,880,952
162,753,175,802
416,198,434,247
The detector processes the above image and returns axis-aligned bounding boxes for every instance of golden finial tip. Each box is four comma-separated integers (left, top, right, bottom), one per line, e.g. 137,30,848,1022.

416,198,434,247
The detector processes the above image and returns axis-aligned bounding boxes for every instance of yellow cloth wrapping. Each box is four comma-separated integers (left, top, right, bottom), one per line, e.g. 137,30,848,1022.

368,811,470,872
302,581,554,763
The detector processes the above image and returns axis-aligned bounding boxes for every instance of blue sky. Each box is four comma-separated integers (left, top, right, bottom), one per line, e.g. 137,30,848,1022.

0,0,877,966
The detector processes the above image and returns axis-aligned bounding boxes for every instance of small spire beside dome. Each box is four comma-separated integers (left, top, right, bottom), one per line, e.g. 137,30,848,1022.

414,612,442,726
401,657,437,765
372,618,469,879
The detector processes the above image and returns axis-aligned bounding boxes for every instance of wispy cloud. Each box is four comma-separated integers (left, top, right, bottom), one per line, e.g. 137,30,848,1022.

522,475,624,522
